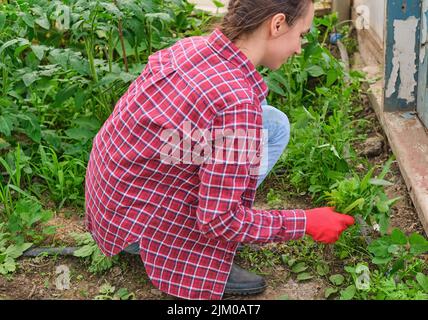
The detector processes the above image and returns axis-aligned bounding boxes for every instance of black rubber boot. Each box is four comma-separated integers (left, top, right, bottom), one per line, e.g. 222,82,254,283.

224,264,267,295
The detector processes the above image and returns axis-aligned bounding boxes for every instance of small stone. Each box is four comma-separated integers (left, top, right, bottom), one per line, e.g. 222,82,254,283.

55,265,70,291
150,288,163,296
360,136,384,157
110,266,122,277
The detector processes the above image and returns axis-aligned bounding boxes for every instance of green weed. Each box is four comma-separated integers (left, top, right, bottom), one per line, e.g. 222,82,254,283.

72,232,119,274
35,146,86,209
94,282,135,300
323,157,400,234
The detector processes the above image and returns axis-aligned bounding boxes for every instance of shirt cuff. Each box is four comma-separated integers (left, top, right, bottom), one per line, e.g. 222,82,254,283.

279,209,307,241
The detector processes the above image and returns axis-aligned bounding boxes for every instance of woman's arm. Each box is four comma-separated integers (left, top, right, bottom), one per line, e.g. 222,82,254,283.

196,103,306,243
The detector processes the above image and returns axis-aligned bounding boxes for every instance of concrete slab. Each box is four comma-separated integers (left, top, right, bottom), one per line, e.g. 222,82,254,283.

364,65,428,236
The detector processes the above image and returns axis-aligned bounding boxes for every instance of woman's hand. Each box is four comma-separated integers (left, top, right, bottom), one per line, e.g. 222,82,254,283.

305,207,355,244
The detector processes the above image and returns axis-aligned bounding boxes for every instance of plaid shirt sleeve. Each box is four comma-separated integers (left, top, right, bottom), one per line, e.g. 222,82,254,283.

196,103,307,243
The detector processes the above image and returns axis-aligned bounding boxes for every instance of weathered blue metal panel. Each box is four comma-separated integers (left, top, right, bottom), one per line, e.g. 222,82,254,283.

418,0,428,127
384,0,421,111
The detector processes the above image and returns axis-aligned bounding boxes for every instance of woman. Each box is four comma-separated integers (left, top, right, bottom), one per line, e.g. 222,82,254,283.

85,0,354,300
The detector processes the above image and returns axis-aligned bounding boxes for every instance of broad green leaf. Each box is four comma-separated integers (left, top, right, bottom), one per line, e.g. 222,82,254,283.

281,254,289,265
5,242,33,259
291,262,308,273
145,13,173,23
305,65,325,77
387,244,400,254
297,272,314,281
72,117,101,131
16,113,41,143
326,69,338,87
0,115,13,136
69,56,90,76
329,274,345,286
372,256,392,265
115,287,134,300
119,71,137,83
325,287,338,298
0,39,20,55
368,239,390,257
340,285,356,300
0,257,17,274
65,128,95,141
409,233,428,255
73,244,94,257
35,14,50,30
416,273,428,293
316,263,330,276
22,72,39,87
287,258,297,267
265,77,286,96
390,228,407,245
31,45,48,60
20,13,35,28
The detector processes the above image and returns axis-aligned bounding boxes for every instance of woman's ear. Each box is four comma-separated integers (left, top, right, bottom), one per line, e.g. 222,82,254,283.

269,13,288,37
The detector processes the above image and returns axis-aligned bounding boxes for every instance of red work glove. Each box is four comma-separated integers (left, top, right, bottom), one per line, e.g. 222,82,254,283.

305,207,355,244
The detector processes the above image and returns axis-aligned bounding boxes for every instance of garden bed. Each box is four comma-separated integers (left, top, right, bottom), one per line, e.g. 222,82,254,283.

0,90,425,300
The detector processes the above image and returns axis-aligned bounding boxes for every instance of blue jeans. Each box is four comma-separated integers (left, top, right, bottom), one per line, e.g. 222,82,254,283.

123,100,290,255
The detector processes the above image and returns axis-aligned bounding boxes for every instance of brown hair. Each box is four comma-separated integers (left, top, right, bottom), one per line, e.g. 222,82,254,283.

220,0,314,42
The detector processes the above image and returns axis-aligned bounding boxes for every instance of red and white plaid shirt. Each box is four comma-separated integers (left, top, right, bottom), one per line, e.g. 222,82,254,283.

85,28,306,300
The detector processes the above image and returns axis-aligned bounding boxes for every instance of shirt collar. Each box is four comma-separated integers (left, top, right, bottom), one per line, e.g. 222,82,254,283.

206,28,269,105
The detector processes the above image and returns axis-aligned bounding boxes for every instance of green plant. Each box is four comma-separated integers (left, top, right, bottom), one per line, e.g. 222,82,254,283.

94,282,135,300
367,229,428,278
324,157,400,234
266,188,282,208
340,262,428,300
324,273,346,298
0,144,33,190
238,245,281,274
35,145,86,208
0,181,14,218
0,223,32,275
72,232,119,274
279,237,331,283
7,198,55,245
0,145,34,218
